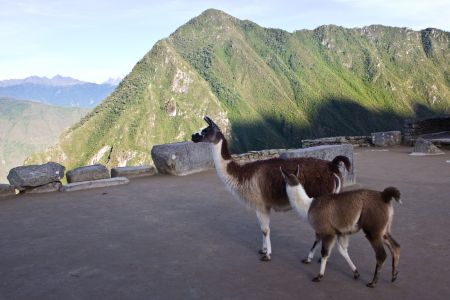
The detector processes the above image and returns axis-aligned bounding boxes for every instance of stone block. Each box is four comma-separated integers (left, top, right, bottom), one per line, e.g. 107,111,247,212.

151,142,213,176
111,166,157,178
60,177,129,192
0,184,15,198
280,144,355,186
22,182,62,194
66,164,110,183
411,138,444,155
371,131,402,147
7,162,65,191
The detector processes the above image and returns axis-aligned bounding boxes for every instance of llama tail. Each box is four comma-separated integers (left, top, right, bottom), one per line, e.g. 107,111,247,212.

381,187,402,204
331,155,351,172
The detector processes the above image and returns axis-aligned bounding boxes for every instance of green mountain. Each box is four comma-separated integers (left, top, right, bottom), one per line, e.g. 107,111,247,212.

0,97,88,183
27,9,449,170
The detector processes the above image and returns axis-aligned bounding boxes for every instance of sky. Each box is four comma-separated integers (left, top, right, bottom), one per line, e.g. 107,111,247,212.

0,0,449,83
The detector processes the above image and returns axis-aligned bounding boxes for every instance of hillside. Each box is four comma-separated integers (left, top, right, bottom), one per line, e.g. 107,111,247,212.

0,75,116,108
27,9,450,170
0,97,88,183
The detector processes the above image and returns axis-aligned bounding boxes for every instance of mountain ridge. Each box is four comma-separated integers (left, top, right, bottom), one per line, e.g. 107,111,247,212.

0,75,118,108
26,9,450,171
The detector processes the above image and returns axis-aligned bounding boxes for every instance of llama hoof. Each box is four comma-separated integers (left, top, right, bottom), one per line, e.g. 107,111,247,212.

312,275,323,282
353,270,360,279
302,258,312,264
258,249,267,255
366,282,376,288
392,271,398,282
260,254,271,262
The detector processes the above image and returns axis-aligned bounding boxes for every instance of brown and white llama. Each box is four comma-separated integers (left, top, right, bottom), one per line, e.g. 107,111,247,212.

281,165,401,287
191,116,351,261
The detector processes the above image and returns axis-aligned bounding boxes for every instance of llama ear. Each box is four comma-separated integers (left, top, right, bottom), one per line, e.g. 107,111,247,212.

280,167,287,182
203,116,213,126
204,115,220,130
295,164,300,177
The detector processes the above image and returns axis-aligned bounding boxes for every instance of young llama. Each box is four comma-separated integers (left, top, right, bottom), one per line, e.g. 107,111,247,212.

281,165,401,287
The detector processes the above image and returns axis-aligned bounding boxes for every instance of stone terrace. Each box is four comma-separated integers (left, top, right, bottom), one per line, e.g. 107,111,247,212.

0,147,449,299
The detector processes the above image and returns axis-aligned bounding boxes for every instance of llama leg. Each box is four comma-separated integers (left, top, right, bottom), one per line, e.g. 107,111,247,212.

303,233,320,264
337,235,360,279
366,235,387,288
383,233,400,282
256,209,271,261
313,235,336,282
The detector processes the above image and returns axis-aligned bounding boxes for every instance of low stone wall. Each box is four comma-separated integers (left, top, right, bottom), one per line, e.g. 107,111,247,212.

403,116,450,145
231,149,285,162
301,136,371,148
280,144,355,186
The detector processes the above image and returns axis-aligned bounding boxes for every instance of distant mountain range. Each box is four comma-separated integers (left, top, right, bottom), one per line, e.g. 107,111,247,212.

0,97,89,183
0,75,119,108
27,9,450,171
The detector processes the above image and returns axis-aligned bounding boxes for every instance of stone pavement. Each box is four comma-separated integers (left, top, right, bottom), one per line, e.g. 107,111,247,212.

0,147,449,299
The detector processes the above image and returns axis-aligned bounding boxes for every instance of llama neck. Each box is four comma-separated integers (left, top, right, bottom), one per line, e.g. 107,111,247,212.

210,138,233,180
286,184,314,220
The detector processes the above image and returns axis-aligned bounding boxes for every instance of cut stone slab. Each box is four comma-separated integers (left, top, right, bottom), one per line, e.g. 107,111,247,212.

411,138,444,155
151,142,214,176
7,162,65,191
111,166,157,178
371,131,401,147
280,144,355,186
22,182,62,194
66,164,110,183
0,184,15,198
60,177,129,192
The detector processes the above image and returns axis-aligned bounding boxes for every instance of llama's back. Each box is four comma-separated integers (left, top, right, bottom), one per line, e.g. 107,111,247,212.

257,157,339,209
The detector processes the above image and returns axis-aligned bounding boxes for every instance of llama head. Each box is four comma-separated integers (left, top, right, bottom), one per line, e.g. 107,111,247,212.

191,116,223,144
280,165,301,187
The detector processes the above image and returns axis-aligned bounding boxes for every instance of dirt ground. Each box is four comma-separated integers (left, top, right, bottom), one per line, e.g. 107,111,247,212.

0,146,449,299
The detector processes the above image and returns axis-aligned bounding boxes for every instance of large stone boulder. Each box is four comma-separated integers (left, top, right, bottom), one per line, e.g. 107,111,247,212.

151,142,213,176
111,166,157,178
412,138,444,155
371,131,401,147
66,164,110,183
0,184,15,198
279,144,355,186
7,162,65,191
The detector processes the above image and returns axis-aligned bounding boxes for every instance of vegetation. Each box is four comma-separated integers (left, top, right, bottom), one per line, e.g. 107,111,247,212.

26,9,450,172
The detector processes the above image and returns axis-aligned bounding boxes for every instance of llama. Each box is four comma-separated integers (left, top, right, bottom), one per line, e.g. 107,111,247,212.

281,166,401,287
191,116,351,261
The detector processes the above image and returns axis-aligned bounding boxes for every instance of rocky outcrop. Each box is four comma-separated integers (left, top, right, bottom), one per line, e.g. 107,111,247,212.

280,144,355,186
7,162,65,192
151,142,213,176
111,166,157,178
66,164,110,183
371,131,401,147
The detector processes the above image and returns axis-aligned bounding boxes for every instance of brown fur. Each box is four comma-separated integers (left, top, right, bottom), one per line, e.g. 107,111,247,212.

224,141,350,210
301,186,401,287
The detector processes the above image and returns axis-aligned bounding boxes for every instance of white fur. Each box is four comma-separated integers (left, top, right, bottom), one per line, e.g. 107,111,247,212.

210,140,270,256
285,184,313,222
333,173,341,194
